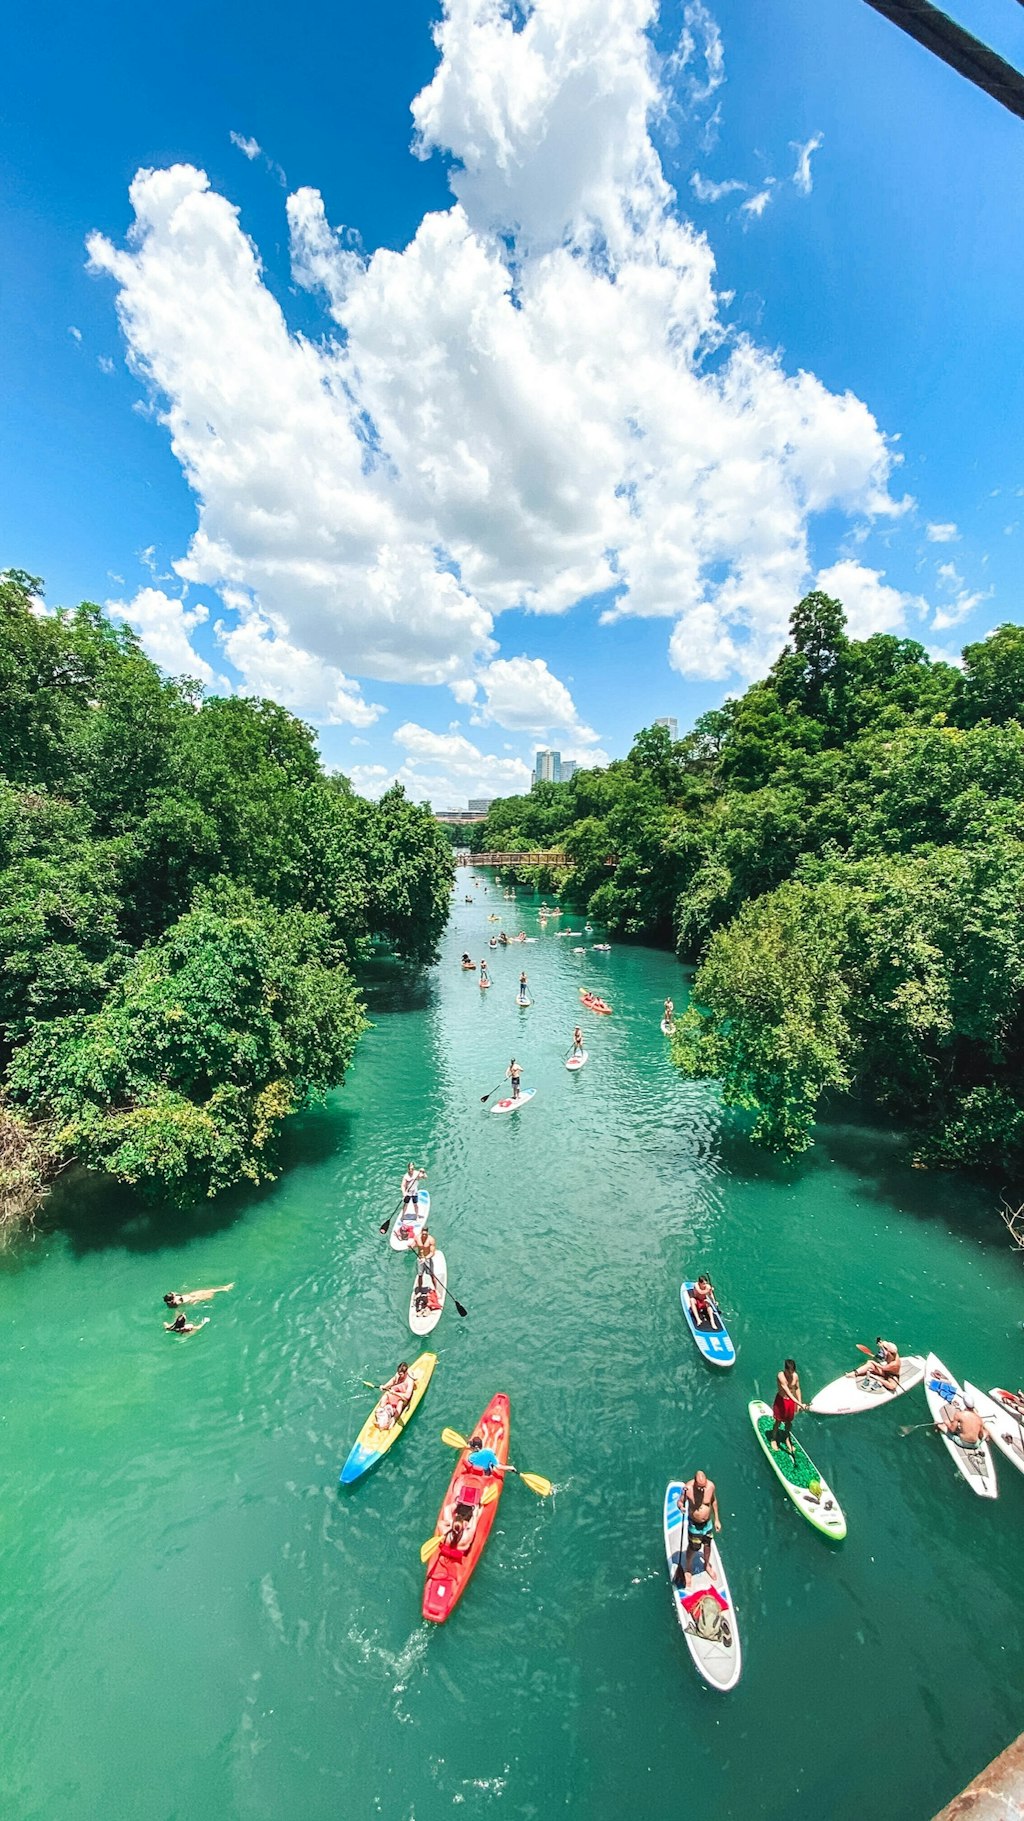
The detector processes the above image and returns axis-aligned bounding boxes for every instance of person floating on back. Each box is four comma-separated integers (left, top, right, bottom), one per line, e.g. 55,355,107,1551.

164,1312,208,1336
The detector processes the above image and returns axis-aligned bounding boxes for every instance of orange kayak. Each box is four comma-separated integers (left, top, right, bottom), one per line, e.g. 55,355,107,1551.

422,1393,510,1623
580,989,613,1015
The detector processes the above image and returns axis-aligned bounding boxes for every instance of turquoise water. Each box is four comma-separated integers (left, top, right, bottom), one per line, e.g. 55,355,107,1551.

1,866,1021,1821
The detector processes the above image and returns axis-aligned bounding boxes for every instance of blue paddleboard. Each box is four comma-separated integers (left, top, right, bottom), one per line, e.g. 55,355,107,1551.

680,1280,736,1368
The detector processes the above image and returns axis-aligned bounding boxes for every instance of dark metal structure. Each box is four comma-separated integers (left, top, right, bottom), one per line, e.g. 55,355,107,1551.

863,0,1024,119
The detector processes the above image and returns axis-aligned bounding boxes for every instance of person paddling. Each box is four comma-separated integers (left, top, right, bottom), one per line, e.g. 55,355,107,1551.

480,959,490,986
412,1226,440,1312
664,997,675,1026
937,1393,989,1451
374,1362,416,1430
466,1433,505,1475
848,1337,901,1384
768,1359,805,1453
505,1059,523,1101
679,1470,721,1587
688,1275,722,1331
518,971,529,1004
571,1025,584,1059
163,1284,233,1308
399,1163,426,1241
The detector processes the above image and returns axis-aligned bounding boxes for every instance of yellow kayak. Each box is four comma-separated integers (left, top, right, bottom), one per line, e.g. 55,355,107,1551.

339,1352,437,1485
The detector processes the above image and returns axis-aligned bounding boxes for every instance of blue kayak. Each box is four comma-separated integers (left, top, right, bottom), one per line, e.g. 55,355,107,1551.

680,1281,736,1368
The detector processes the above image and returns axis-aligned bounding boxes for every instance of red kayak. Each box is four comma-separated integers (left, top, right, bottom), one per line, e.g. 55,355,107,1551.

580,989,613,1015
422,1393,510,1624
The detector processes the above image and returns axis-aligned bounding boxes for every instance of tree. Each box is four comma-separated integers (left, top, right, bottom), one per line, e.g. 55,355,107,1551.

958,623,1024,727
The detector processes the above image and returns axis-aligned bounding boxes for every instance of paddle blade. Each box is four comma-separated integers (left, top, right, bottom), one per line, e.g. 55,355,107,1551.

856,1343,874,1357
379,1217,392,1235
420,1534,442,1564
441,1427,469,1450
519,1471,553,1497
452,1296,469,1319
482,1483,500,1505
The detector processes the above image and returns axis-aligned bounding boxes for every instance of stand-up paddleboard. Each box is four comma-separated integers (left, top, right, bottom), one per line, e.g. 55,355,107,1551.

516,995,532,1008
390,1187,430,1253
964,1384,1024,1479
339,1352,436,1485
660,1018,675,1036
490,1089,536,1114
663,1482,741,1692
748,1401,847,1538
565,1050,589,1071
924,1354,998,1498
811,1354,926,1415
680,1283,735,1368
479,978,491,989
409,1251,447,1336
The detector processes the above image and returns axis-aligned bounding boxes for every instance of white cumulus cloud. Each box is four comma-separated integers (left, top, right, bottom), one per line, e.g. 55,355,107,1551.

88,0,907,718
107,586,219,684
926,521,959,543
472,655,598,741
814,559,924,640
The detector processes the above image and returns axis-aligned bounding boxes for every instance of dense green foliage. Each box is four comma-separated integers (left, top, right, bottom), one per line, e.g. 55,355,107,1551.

0,569,452,1212
479,595,1024,1168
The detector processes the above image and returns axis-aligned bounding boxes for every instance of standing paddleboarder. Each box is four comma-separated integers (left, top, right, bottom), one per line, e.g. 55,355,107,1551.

767,1359,805,1454
571,1026,584,1058
399,1163,426,1240
506,1059,523,1101
518,972,530,1005
679,1470,721,1587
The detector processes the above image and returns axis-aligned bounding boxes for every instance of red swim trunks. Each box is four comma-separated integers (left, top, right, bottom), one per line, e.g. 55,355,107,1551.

772,1393,797,1423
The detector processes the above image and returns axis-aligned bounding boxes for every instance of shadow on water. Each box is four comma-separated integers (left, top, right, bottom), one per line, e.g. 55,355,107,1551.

357,955,440,1018
22,1093,355,1263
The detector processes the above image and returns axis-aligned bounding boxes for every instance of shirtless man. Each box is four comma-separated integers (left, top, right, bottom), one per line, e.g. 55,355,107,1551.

678,1470,721,1587
849,1337,901,1385
768,1359,805,1452
506,1058,523,1100
163,1284,233,1308
571,1026,584,1058
688,1276,721,1331
412,1227,439,1311
374,1362,416,1431
938,1393,989,1450
399,1163,426,1240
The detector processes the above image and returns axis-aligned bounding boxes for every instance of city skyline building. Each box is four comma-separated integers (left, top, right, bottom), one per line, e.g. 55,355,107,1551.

655,716,679,741
533,748,561,785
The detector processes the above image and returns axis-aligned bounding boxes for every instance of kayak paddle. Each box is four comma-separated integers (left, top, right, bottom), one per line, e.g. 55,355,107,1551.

439,1427,552,1496
854,1343,902,1391
419,1484,501,1563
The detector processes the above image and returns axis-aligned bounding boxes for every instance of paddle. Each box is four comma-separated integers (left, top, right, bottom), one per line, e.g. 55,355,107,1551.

899,1419,939,1436
440,1426,553,1496
672,1497,690,1589
419,1484,500,1563
853,1342,902,1393
378,1199,403,1237
480,1078,505,1104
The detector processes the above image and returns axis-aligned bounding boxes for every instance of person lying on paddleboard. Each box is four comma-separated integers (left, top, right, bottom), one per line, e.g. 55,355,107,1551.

164,1312,208,1335
679,1471,721,1587
688,1276,721,1331
506,1059,522,1100
400,1163,426,1237
374,1363,415,1430
768,1359,806,1452
572,1026,584,1058
412,1227,440,1312
848,1337,901,1383
937,1393,989,1451
163,1284,234,1307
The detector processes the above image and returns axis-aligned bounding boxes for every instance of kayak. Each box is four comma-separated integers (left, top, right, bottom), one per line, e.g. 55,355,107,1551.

580,990,612,1014
490,1089,536,1114
339,1351,437,1485
660,1018,675,1036
390,1187,430,1254
924,1354,998,1498
810,1354,926,1415
748,1401,847,1539
565,1050,589,1071
679,1282,736,1368
409,1251,447,1336
422,1392,510,1623
663,1482,742,1692
962,1384,1024,1479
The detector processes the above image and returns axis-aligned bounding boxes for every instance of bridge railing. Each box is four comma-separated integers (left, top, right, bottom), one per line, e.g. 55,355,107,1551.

468,850,616,867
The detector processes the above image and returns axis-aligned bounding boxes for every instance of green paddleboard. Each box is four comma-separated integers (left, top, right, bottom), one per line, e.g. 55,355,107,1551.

748,1400,847,1539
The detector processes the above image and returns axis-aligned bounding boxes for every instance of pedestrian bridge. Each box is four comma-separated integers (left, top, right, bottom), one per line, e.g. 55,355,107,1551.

468,850,616,867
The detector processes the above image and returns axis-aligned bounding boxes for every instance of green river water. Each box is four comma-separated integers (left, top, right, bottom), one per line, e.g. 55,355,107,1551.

2,865,1022,1821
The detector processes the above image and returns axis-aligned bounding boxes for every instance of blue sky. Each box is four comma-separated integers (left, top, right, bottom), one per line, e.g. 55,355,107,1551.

2,0,1023,807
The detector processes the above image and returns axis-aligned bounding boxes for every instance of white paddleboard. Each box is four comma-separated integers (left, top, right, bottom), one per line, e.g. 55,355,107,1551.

965,1384,1024,1480
409,1250,447,1336
515,995,532,1008
390,1188,430,1254
565,1050,589,1071
490,1089,536,1114
811,1353,926,1415
660,1019,675,1036
663,1482,741,1692
924,1353,998,1498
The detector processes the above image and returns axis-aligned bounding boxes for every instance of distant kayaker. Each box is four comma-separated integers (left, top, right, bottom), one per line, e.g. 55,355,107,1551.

506,1059,523,1100
164,1312,208,1335
375,1363,415,1430
163,1284,233,1308
571,1026,584,1058
937,1394,989,1450
849,1338,901,1384
412,1227,439,1312
679,1470,720,1586
767,1359,805,1453
688,1276,722,1331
